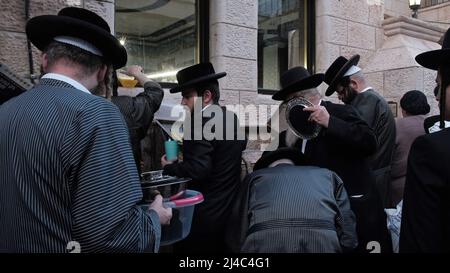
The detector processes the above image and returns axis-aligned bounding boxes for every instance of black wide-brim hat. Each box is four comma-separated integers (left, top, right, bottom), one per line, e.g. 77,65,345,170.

26,7,127,69
416,28,450,70
253,147,305,171
324,55,360,96
272,66,324,101
170,62,226,93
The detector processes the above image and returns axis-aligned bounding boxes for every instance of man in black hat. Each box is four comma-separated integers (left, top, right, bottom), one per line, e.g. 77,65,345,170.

161,62,247,253
400,27,450,253
111,65,164,173
271,66,392,253
0,7,171,253
273,67,376,197
226,147,358,253
324,55,396,208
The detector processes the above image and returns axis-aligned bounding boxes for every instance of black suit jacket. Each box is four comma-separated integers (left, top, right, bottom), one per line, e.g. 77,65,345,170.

279,101,376,196
400,128,450,252
163,106,247,253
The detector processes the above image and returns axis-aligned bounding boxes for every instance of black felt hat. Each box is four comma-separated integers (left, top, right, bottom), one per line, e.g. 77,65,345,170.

323,55,360,96
170,62,226,93
416,28,450,70
272,67,324,101
400,90,430,115
26,7,127,69
253,147,305,171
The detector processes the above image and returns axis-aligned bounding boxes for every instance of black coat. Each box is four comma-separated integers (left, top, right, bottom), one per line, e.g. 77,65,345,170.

350,89,396,206
163,106,247,253
400,128,450,252
226,164,358,253
111,81,164,172
278,100,391,252
279,100,376,196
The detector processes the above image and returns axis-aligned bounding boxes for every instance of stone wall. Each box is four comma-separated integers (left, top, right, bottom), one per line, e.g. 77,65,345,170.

364,16,445,117
0,0,114,83
384,0,412,17
419,1,450,24
209,0,258,107
315,0,384,98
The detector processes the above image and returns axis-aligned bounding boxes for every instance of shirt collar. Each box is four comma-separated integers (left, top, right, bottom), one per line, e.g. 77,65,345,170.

361,87,373,93
41,73,91,94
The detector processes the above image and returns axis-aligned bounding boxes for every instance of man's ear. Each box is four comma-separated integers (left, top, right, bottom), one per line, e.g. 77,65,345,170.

97,64,108,82
349,78,358,89
203,89,213,104
41,53,48,72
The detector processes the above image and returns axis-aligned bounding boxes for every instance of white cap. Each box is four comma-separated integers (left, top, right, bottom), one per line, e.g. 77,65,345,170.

343,65,361,77
54,36,103,57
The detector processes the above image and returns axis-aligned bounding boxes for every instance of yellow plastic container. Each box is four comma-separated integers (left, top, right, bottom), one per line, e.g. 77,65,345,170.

118,78,138,88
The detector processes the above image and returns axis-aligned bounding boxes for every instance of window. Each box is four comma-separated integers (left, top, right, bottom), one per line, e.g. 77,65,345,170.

115,0,208,83
422,0,450,8
258,0,314,92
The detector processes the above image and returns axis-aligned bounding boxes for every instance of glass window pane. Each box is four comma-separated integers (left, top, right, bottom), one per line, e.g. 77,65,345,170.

258,0,307,90
115,0,197,83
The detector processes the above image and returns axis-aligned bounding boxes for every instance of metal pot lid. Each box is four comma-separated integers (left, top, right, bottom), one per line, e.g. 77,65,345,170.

285,97,322,140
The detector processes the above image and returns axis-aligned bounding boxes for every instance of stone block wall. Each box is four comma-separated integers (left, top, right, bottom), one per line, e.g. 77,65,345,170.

209,0,258,107
315,0,384,97
419,1,450,24
384,0,412,17
0,0,114,83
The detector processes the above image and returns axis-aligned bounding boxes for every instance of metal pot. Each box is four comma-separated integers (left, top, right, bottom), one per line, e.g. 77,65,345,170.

140,170,190,203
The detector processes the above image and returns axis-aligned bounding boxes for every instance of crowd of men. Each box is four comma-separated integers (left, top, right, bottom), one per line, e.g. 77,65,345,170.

0,7,449,253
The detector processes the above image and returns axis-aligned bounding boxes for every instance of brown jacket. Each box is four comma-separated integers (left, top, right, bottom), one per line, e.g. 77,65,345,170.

390,115,426,206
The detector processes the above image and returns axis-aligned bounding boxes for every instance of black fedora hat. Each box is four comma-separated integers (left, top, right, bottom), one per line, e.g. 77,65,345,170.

253,147,305,171
416,28,450,70
170,62,226,93
26,7,127,69
324,55,360,96
272,67,324,101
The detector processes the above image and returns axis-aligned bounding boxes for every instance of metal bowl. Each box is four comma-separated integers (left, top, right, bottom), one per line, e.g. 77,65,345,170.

140,170,190,203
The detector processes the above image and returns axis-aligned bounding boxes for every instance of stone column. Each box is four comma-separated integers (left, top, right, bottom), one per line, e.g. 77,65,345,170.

209,0,258,107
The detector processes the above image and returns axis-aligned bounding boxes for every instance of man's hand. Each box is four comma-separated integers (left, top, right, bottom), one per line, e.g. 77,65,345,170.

125,65,143,77
148,194,172,225
303,105,330,128
123,65,150,86
161,154,176,168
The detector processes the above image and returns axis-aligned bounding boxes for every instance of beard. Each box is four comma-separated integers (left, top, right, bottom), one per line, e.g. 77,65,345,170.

90,81,106,97
90,65,113,98
342,86,358,104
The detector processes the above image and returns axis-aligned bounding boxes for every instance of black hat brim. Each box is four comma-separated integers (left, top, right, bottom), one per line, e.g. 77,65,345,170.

325,55,360,96
415,49,450,70
272,73,324,101
26,15,127,69
170,72,227,93
253,147,305,171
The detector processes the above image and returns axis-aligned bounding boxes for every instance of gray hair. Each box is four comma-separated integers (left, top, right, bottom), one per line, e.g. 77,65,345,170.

285,88,321,102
